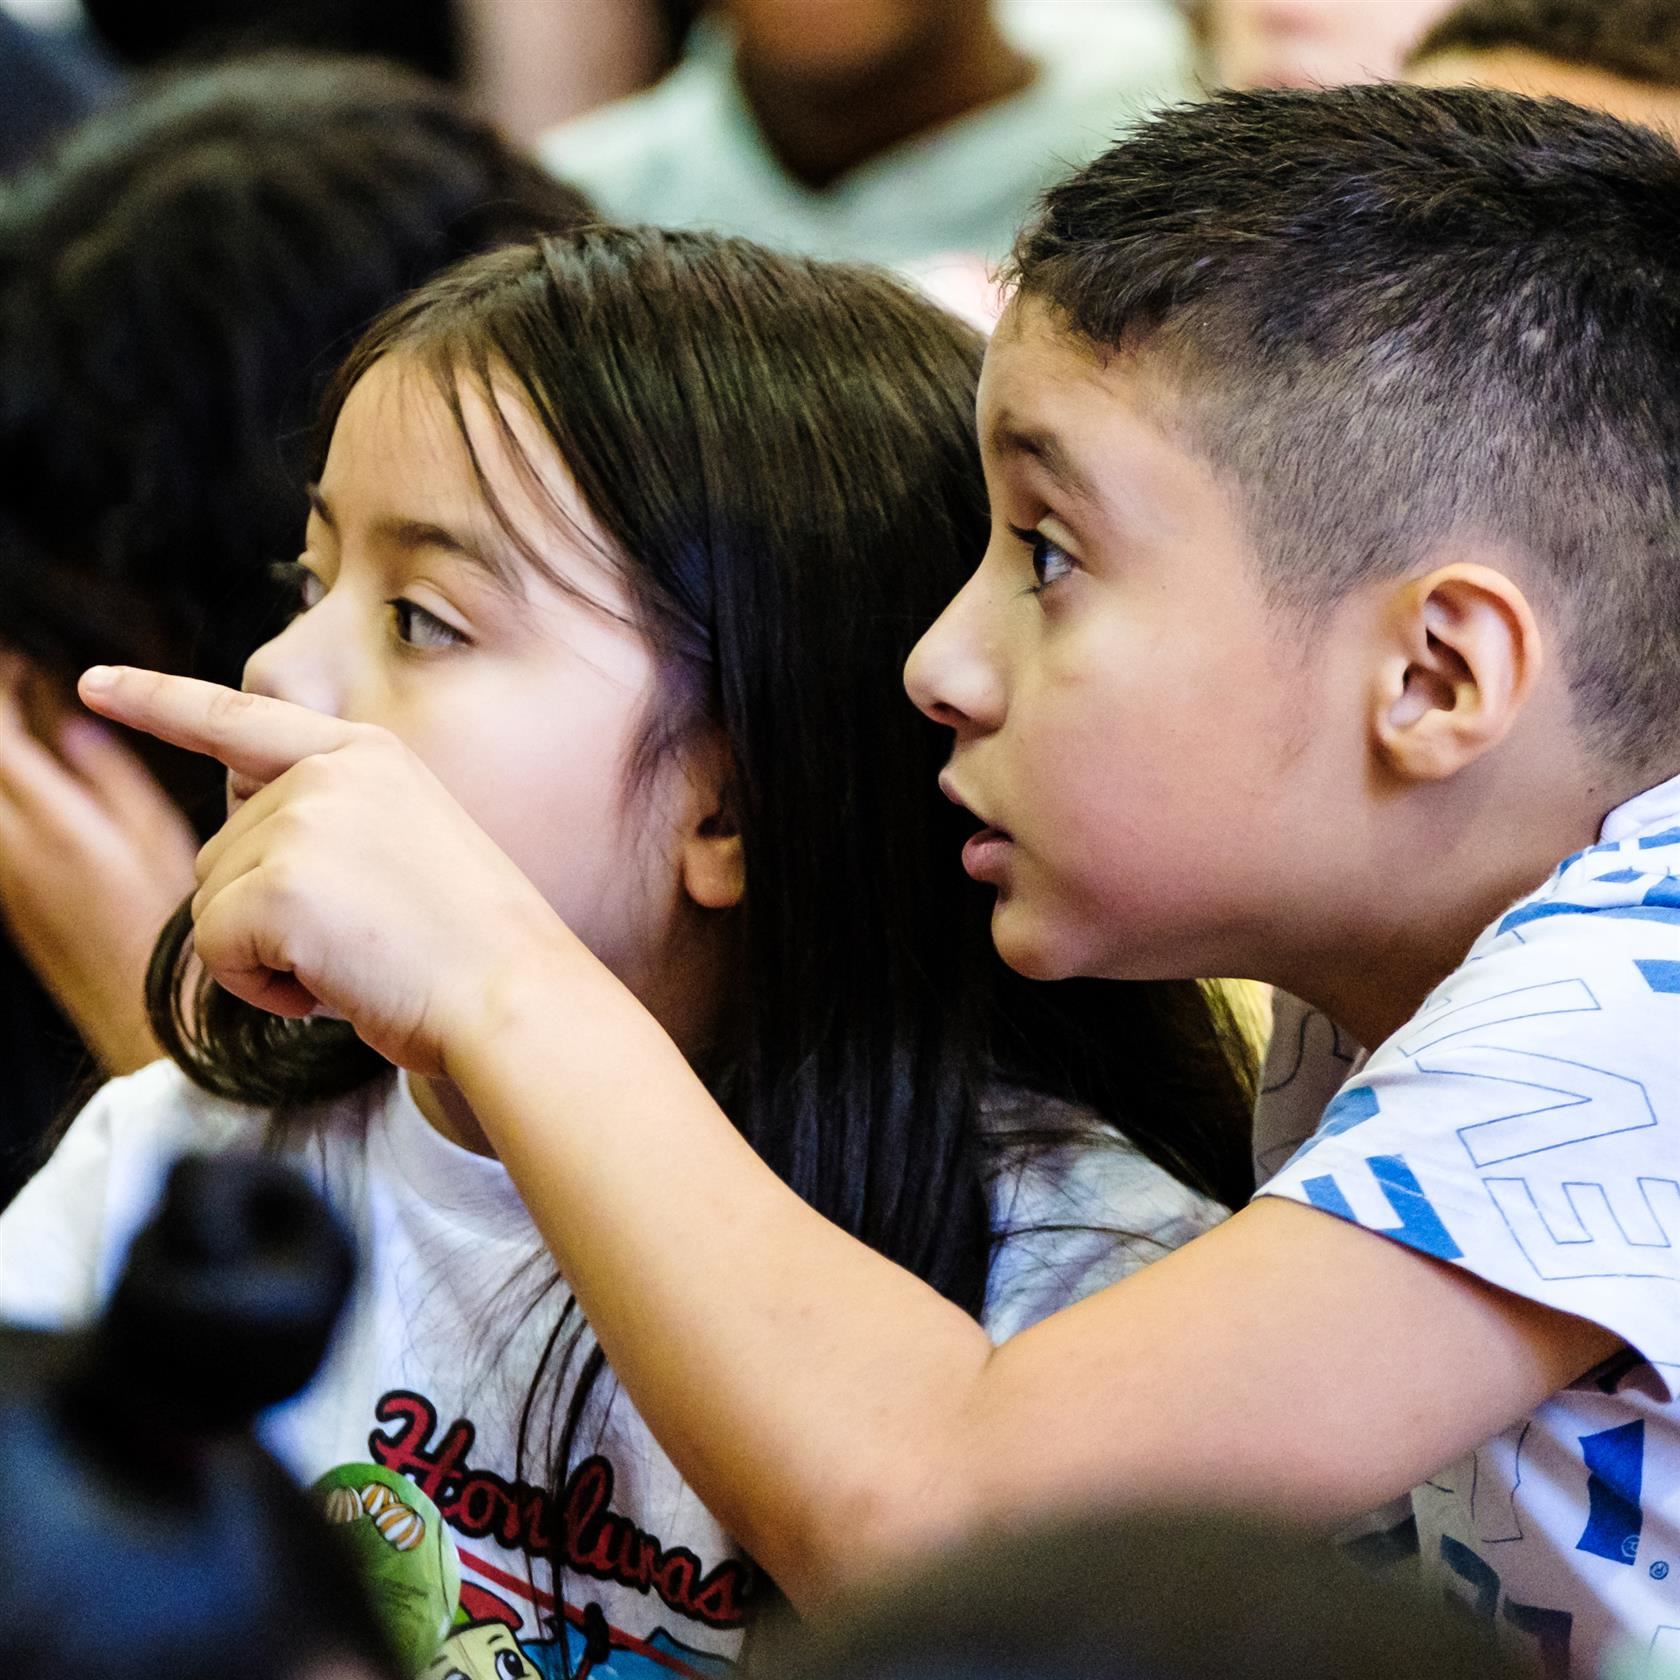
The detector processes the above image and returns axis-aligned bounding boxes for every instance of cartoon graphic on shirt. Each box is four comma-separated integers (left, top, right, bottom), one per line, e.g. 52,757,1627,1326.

315,1390,747,1679
419,1619,538,1679
315,1462,462,1672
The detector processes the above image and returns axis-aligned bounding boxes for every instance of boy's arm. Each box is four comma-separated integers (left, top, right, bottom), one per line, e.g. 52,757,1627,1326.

449,969,1619,1607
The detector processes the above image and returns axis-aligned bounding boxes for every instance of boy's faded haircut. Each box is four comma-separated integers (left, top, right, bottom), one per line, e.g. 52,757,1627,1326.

1008,84,1680,774
1411,0,1680,88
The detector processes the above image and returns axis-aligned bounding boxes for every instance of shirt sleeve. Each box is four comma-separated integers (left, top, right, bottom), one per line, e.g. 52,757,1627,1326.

982,1109,1227,1344
1257,904,1680,1398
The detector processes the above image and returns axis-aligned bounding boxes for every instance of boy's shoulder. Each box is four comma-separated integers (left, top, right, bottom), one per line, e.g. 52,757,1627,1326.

1258,781,1680,1391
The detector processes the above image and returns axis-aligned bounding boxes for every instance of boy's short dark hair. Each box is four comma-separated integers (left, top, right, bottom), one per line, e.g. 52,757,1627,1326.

1010,84,1680,772
1411,0,1680,89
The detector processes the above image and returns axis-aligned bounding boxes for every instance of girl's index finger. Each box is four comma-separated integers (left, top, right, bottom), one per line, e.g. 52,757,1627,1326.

77,667,352,783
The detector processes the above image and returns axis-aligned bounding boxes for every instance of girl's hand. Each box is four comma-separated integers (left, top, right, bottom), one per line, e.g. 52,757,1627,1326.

77,665,572,1077
0,661,199,1073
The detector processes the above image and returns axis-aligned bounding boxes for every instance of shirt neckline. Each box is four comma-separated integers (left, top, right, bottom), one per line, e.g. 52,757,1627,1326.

1600,768,1680,844
374,1071,532,1234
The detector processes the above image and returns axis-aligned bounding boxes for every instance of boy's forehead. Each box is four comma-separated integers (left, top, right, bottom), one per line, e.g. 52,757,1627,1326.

978,299,1183,473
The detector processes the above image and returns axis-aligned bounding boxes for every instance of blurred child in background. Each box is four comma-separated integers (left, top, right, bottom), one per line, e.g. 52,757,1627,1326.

1408,0,1680,137
1183,0,1455,87
541,0,1191,266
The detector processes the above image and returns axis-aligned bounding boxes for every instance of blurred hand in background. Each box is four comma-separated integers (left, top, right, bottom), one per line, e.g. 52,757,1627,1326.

0,656,196,1075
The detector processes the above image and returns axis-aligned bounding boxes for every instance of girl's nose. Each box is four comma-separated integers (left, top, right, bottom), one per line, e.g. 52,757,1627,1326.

240,610,344,718
904,570,1006,736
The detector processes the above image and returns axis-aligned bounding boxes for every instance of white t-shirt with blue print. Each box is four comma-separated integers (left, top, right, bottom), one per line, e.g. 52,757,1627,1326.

1258,771,1680,1680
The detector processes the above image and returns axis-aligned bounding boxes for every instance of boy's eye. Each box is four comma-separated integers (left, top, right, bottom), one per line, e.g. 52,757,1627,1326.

271,559,325,618
389,597,466,651
1007,525,1076,595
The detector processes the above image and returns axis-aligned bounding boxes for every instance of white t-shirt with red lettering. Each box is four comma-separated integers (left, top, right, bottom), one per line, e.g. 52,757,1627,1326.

0,1061,1221,1680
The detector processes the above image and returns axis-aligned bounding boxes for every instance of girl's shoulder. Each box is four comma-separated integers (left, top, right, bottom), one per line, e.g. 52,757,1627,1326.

78,1055,270,1144
0,1062,394,1332
77,1059,396,1159
979,1083,1228,1236
0,1060,265,1329
978,1084,1228,1344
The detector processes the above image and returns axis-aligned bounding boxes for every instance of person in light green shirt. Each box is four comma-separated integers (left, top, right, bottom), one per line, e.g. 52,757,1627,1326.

538,0,1191,267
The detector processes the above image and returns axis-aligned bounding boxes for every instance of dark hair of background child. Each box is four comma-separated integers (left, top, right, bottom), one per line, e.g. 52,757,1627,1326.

1411,0,1680,85
0,52,591,1197
1010,82,1680,777
148,226,1258,1632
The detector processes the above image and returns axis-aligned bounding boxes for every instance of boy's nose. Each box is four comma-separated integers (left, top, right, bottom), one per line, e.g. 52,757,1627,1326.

904,574,1005,735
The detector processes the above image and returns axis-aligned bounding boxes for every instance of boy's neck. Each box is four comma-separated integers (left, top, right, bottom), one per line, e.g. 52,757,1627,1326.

735,19,1034,190
1275,882,1529,1053
1272,757,1645,1053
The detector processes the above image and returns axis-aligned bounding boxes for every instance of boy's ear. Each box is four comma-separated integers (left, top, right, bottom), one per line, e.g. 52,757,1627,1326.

1371,562,1544,782
679,730,745,912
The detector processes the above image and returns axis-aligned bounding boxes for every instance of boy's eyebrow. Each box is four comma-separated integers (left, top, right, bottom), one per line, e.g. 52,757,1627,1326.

306,484,521,596
989,418,1098,503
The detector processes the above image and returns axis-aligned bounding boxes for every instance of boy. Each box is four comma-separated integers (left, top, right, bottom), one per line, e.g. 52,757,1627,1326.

1408,0,1680,136
76,83,1680,1680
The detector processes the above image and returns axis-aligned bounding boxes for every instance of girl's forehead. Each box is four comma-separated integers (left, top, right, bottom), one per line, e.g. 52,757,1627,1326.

331,354,597,537
322,352,628,611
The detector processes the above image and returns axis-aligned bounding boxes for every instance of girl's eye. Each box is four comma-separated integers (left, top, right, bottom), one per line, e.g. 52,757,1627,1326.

1007,525,1076,595
389,597,466,651
271,559,325,618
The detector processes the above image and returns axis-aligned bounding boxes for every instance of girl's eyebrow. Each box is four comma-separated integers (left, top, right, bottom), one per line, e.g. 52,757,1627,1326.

306,484,520,597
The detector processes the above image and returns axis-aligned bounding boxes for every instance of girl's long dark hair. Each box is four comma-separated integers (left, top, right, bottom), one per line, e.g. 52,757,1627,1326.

147,228,1255,1634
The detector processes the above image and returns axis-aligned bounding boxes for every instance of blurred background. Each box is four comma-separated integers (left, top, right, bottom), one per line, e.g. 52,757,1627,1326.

4,0,1482,163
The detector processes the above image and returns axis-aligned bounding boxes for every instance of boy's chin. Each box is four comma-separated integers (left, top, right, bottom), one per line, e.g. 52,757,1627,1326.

991,898,1176,984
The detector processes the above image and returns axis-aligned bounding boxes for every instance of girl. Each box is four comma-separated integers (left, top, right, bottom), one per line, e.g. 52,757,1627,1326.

0,229,1253,1677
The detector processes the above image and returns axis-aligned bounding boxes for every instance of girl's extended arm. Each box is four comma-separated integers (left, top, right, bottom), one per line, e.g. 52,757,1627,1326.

80,668,1621,1608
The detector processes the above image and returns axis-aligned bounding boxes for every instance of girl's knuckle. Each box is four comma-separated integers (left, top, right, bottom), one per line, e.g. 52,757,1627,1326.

205,686,257,733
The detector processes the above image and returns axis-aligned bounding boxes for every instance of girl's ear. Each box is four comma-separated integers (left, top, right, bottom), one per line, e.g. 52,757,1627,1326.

679,730,746,912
